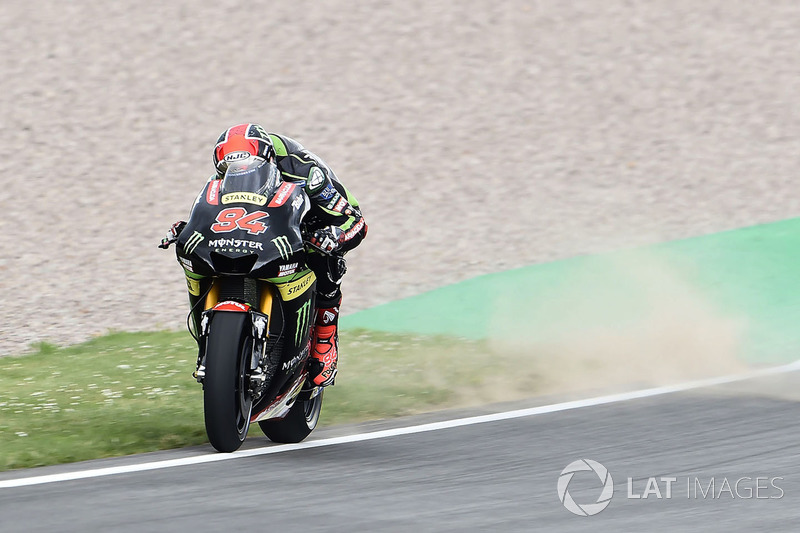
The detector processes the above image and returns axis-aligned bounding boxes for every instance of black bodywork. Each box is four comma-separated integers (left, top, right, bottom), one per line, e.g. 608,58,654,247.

175,160,317,417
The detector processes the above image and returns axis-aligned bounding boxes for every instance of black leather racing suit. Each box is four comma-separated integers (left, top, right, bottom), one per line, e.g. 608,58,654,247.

267,133,367,305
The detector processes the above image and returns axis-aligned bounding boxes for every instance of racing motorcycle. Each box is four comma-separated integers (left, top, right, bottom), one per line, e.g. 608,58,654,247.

171,157,324,452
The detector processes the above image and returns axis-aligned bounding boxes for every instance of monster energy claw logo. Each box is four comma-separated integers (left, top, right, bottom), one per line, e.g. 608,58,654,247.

272,235,291,260
184,231,204,254
295,300,311,345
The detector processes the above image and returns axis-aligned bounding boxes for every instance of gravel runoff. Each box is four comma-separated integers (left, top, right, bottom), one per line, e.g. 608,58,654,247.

1,1,799,355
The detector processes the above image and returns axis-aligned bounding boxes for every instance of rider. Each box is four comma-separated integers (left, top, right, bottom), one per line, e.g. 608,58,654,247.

161,123,367,387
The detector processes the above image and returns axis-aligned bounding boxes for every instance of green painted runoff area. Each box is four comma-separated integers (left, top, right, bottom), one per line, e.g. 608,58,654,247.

341,218,800,364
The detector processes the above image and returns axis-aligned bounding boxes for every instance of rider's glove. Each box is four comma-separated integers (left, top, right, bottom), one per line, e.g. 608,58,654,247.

158,220,186,249
306,226,344,254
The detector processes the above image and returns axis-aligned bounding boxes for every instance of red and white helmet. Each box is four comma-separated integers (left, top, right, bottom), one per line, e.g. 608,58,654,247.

213,123,275,177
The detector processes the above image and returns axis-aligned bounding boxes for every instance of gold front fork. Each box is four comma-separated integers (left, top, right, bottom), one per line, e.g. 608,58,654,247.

205,279,274,331
205,280,274,310
259,283,274,332
204,281,220,309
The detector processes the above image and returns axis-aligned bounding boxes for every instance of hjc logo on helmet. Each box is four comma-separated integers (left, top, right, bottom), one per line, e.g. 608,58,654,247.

224,151,251,162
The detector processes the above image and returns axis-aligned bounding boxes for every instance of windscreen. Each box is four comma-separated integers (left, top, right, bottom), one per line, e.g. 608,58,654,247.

220,157,281,198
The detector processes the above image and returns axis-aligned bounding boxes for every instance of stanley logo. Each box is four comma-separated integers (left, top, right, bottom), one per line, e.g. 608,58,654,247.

184,231,204,254
275,271,316,302
296,300,311,345
221,192,267,206
272,235,291,260
185,276,201,296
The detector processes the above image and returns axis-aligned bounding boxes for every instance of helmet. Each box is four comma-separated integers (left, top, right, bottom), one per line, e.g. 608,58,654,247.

213,123,275,177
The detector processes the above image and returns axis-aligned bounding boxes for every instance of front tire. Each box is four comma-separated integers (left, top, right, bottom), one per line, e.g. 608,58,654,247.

203,311,253,452
259,388,324,443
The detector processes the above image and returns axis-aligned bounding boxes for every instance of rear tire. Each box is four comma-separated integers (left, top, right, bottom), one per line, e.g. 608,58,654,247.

259,388,324,443
203,312,253,452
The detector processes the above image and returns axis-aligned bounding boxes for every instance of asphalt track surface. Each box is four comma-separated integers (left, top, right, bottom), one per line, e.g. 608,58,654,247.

1,369,798,532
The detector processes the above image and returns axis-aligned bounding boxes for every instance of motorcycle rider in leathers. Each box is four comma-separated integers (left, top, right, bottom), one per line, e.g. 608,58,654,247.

160,123,367,387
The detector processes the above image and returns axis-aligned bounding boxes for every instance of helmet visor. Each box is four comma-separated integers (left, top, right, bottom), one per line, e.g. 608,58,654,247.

221,156,280,199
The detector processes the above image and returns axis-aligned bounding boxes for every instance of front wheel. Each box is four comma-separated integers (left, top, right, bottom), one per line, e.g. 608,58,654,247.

203,311,253,452
259,388,324,443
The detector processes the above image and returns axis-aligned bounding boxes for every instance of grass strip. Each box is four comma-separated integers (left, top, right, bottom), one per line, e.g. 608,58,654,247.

0,329,527,472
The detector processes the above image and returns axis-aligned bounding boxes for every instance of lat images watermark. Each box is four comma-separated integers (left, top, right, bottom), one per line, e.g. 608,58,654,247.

557,459,614,516
557,460,785,517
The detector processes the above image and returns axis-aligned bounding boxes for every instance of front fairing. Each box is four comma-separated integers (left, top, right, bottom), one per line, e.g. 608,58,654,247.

176,175,311,278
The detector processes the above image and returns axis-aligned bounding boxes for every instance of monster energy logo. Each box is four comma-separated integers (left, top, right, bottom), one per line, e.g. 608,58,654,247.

184,231,204,254
252,124,269,139
272,236,291,260
295,300,311,345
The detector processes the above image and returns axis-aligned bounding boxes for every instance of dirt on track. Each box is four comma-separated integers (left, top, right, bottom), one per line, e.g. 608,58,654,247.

1,1,799,355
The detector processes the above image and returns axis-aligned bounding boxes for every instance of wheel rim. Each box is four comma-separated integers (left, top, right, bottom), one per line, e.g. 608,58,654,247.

303,390,323,429
234,339,254,436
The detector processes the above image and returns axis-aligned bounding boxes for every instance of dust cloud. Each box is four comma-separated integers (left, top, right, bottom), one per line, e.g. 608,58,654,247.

473,253,748,402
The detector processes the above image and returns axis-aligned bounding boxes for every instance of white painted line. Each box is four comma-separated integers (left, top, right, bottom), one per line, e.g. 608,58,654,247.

2,360,799,489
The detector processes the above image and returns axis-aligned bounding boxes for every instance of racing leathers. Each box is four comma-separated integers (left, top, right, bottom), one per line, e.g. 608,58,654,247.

268,133,367,386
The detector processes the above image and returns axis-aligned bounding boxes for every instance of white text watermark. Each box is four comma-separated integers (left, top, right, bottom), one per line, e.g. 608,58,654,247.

558,459,785,516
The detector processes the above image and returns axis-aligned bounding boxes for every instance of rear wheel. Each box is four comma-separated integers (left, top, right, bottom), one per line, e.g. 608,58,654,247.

203,311,253,452
259,388,324,443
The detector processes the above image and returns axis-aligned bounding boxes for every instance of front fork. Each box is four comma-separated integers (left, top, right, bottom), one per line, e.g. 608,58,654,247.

193,279,275,390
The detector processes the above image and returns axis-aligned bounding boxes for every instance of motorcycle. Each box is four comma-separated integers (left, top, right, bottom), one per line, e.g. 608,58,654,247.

171,157,324,452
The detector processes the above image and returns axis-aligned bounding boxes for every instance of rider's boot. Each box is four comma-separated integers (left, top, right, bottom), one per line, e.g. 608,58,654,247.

309,295,341,387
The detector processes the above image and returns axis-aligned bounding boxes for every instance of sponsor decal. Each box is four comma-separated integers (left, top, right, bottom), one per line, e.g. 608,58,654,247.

186,277,201,296
333,197,347,213
225,166,251,177
318,183,336,200
206,180,221,205
183,231,204,254
308,167,326,191
281,349,306,371
221,192,267,206
325,192,342,209
223,150,251,163
295,299,311,345
213,300,250,312
322,310,337,324
271,235,291,260
268,182,296,208
291,195,304,210
178,256,194,272
275,271,316,302
342,218,365,241
208,238,264,251
251,124,269,140
211,208,269,235
278,262,299,276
